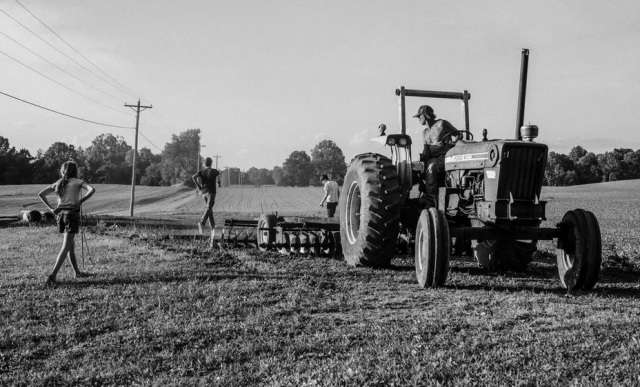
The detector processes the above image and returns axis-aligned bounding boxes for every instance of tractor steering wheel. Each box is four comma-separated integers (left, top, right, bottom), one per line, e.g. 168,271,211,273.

457,130,474,141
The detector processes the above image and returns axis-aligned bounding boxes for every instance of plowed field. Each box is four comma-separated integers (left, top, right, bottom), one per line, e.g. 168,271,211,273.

0,184,326,219
2,180,640,257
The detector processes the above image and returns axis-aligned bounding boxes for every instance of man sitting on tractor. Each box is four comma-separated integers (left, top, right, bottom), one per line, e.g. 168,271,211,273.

414,105,459,207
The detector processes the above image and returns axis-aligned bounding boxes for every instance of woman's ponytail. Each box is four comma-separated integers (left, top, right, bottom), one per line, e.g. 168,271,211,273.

54,161,78,196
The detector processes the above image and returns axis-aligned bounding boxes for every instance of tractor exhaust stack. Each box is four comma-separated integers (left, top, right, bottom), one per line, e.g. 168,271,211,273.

515,48,530,140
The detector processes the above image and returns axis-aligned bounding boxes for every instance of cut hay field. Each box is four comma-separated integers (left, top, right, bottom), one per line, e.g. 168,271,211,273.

2,180,640,384
2,180,640,256
0,184,327,220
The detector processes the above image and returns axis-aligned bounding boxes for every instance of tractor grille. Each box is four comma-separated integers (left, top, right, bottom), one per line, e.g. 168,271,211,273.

497,144,547,201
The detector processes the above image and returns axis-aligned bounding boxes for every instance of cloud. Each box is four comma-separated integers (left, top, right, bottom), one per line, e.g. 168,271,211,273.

312,132,331,144
348,128,371,147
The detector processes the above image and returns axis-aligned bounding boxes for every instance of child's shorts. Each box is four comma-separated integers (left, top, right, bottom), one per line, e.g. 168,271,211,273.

57,210,80,234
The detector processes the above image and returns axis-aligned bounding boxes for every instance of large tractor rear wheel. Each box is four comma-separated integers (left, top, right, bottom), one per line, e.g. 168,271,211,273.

557,209,601,290
339,153,402,267
414,208,450,288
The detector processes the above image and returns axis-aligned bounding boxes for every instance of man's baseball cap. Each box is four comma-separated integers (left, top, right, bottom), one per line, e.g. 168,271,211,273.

413,105,434,118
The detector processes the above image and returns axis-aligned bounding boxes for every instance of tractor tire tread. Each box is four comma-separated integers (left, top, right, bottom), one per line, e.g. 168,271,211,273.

340,153,401,267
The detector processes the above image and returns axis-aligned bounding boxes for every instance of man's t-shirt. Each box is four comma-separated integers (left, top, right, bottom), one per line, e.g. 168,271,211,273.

423,119,458,157
423,119,458,145
323,180,340,203
198,168,220,194
49,178,88,210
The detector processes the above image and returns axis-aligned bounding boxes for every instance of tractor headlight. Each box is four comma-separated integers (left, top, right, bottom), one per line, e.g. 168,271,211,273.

387,137,396,146
399,138,407,146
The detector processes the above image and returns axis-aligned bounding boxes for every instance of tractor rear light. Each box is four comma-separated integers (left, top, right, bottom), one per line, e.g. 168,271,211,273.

486,170,496,179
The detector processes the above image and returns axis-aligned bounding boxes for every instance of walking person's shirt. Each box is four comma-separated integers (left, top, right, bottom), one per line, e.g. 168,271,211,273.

48,178,89,210
197,168,220,194
323,180,340,203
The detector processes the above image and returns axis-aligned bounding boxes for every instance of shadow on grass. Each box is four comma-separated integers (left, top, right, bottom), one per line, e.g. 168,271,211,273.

590,285,640,298
446,280,640,299
52,270,302,288
599,267,640,284
446,282,567,295
447,265,640,299
387,264,414,272
31,265,640,301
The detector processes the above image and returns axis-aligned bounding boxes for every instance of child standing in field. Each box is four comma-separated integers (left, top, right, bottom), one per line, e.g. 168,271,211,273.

38,161,96,285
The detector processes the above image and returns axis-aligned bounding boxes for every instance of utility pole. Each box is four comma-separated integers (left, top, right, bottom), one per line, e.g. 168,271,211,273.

197,144,206,172
124,99,152,217
212,154,221,169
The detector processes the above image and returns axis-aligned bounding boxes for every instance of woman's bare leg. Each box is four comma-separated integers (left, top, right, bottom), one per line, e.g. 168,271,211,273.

67,234,84,276
50,232,72,280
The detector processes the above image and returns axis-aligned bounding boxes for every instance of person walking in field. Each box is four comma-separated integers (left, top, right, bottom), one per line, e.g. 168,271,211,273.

192,157,220,243
38,160,96,285
414,105,459,208
319,174,339,218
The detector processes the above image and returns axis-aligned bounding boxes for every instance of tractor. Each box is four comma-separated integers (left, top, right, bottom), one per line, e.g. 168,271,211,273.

338,49,602,291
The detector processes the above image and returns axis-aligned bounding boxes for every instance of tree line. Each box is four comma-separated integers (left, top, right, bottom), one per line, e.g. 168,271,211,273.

4,132,637,188
545,146,640,186
0,130,347,187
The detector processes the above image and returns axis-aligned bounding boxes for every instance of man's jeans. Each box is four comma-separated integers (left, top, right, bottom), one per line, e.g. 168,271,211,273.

200,193,216,227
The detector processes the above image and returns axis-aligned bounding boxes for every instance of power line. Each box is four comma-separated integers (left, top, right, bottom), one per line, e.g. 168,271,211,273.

139,132,163,152
0,48,131,118
14,0,139,99
0,89,133,129
3,3,167,156
0,30,123,103
0,7,131,100
0,8,99,85
3,87,166,156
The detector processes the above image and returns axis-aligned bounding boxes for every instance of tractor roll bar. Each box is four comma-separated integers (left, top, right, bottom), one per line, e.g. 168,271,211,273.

395,86,471,139
395,88,470,99
515,48,530,140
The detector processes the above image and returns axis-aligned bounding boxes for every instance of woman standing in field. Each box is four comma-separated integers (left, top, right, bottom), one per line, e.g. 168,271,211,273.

38,161,96,285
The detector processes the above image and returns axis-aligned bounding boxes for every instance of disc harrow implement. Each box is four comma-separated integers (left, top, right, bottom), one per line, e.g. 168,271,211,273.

219,214,341,257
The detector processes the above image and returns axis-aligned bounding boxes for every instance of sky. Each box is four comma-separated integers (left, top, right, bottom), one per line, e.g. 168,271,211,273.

1,0,639,170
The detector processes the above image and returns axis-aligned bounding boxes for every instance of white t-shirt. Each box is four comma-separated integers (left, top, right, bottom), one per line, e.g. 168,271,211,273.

49,178,88,209
323,180,340,203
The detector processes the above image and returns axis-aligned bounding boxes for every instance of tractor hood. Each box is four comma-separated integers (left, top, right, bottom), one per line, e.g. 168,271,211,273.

444,139,547,171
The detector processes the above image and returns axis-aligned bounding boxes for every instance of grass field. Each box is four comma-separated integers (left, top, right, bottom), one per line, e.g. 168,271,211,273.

2,180,640,384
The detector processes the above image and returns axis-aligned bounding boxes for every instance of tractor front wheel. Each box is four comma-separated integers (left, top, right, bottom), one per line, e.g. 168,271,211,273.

414,208,450,288
557,209,601,290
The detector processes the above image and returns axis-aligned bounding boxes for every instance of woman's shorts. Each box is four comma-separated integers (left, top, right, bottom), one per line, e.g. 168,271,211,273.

57,210,80,234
